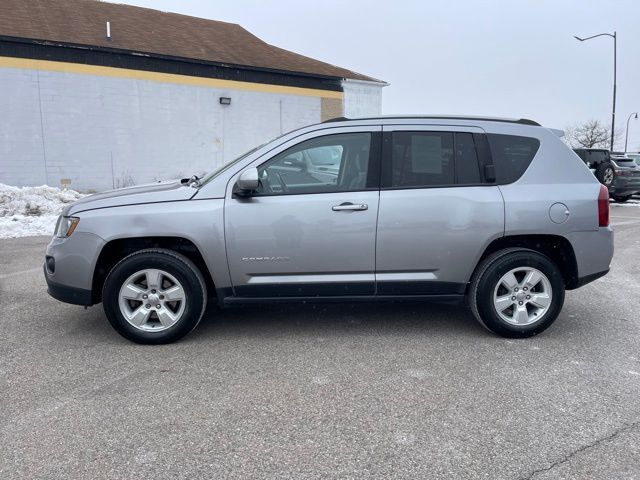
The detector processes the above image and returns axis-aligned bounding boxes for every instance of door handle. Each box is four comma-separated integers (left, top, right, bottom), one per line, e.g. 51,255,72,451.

332,202,368,211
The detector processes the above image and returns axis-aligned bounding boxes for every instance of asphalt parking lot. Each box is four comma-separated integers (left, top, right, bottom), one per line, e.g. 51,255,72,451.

1,203,640,480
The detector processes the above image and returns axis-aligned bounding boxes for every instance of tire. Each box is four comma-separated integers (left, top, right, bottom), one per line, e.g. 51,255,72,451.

102,248,207,344
595,162,615,187
612,195,631,203
468,248,565,338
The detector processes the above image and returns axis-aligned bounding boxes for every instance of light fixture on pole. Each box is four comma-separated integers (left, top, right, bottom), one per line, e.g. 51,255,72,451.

574,31,617,151
625,112,638,153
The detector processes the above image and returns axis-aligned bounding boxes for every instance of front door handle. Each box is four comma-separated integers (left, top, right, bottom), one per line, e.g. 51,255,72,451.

332,202,368,212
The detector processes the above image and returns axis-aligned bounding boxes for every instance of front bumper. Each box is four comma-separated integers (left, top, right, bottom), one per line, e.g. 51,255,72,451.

44,231,105,306
44,264,93,306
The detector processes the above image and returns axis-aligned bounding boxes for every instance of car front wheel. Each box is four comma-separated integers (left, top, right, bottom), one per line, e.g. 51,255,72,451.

469,248,565,338
102,249,207,344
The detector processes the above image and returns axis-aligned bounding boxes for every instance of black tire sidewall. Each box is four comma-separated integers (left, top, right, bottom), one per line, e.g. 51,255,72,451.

475,251,564,338
103,251,206,344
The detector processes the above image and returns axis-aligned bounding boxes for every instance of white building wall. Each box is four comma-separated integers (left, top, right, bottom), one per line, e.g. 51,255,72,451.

0,66,322,191
0,67,48,186
342,79,384,118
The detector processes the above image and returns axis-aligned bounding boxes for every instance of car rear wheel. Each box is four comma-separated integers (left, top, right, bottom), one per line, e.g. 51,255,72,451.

612,195,631,203
469,248,565,338
595,162,615,187
103,249,207,344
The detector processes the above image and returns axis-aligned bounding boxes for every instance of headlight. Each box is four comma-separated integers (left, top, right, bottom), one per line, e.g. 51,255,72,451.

55,216,80,238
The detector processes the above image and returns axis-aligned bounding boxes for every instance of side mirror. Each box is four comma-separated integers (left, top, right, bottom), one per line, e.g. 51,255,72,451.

235,168,259,194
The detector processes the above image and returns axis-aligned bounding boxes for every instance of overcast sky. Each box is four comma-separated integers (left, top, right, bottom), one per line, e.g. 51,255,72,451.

114,0,640,150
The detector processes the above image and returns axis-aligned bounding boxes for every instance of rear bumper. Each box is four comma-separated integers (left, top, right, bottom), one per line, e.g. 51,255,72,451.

45,265,94,306
566,227,614,289
574,269,609,288
611,177,640,196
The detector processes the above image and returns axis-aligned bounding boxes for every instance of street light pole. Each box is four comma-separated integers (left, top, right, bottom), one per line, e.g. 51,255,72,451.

612,32,617,151
625,112,638,152
574,31,617,151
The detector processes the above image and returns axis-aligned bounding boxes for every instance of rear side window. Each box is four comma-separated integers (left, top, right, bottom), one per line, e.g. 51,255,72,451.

585,151,609,164
387,131,483,188
390,132,454,187
487,134,540,184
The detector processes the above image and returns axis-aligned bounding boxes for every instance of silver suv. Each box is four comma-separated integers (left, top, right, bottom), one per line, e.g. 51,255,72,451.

44,116,614,344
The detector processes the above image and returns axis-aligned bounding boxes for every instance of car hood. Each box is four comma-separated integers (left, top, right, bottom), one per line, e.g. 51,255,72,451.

63,180,197,215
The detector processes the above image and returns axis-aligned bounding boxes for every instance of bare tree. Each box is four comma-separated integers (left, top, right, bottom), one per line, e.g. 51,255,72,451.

564,120,609,148
564,119,624,150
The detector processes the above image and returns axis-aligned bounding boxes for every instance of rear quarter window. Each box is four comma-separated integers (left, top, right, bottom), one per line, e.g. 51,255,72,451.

487,134,540,184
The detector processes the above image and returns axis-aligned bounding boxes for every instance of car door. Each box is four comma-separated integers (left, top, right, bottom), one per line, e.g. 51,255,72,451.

375,125,504,295
225,126,382,297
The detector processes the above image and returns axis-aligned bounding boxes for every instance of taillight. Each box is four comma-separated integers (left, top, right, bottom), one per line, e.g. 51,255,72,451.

598,184,610,227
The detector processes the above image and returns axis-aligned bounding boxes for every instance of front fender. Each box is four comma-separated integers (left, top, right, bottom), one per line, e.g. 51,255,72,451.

74,199,230,292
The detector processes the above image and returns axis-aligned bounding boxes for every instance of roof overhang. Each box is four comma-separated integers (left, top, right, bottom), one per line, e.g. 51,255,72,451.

342,77,390,87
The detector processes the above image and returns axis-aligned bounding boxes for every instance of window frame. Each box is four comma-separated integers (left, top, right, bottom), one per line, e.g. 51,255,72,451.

249,131,383,197
380,126,490,191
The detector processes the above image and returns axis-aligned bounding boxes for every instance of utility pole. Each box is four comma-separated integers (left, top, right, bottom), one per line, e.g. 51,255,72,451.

625,112,638,152
574,31,617,151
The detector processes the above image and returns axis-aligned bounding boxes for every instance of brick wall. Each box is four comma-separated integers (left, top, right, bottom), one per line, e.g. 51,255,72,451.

0,66,384,191
320,97,343,122
0,66,323,191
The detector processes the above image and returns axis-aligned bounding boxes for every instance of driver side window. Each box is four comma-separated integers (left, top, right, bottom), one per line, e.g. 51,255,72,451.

255,133,372,195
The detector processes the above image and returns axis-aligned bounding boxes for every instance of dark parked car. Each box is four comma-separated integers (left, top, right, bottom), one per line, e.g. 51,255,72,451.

625,152,640,166
573,148,640,202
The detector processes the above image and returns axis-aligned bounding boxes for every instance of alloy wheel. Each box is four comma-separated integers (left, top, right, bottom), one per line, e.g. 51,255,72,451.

603,168,614,185
493,267,552,326
118,269,186,331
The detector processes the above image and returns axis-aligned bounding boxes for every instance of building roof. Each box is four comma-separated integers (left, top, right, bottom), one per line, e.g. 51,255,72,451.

0,0,383,83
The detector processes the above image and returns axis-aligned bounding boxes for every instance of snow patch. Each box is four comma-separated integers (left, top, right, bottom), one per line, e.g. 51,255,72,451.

0,184,84,238
610,198,640,208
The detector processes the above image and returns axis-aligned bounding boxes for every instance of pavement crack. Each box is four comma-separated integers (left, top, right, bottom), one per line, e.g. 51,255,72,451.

519,419,640,480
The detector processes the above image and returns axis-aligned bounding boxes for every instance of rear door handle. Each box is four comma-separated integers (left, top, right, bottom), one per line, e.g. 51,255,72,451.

332,202,368,211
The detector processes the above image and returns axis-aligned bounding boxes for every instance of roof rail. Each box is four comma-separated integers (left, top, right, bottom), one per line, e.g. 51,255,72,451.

515,118,541,126
322,115,541,126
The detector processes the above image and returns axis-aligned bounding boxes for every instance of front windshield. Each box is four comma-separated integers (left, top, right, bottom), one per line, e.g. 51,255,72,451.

199,131,293,186
199,144,265,186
